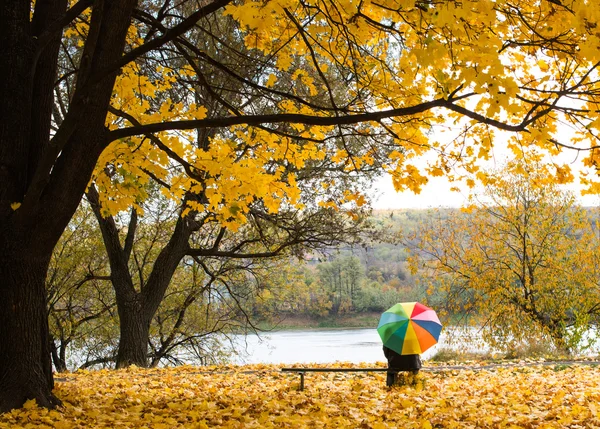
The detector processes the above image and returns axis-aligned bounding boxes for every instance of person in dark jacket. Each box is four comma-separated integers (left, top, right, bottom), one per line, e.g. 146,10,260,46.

383,345,421,387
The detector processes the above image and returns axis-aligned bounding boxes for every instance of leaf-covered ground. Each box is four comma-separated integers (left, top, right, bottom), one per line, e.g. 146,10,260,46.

1,362,600,428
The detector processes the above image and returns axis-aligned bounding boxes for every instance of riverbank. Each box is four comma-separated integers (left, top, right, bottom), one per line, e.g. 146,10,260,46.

258,312,381,330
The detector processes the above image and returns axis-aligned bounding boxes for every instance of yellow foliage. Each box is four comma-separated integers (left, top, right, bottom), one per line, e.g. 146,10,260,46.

2,364,600,428
89,0,600,226
410,155,600,352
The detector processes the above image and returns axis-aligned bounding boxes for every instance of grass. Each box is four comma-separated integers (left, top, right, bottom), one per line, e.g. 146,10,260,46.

428,348,499,363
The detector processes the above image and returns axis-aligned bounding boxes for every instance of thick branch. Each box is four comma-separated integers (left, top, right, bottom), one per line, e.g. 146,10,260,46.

109,98,491,140
86,184,138,298
187,245,291,259
123,208,137,264
35,0,94,53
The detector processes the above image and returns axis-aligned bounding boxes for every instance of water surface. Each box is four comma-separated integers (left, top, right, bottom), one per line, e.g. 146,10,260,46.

233,328,445,364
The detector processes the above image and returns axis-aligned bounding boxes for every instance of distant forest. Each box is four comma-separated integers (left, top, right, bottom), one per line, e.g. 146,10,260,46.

249,209,446,322
253,204,600,329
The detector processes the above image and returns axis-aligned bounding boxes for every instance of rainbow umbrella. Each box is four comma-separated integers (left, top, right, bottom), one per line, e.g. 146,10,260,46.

377,302,442,355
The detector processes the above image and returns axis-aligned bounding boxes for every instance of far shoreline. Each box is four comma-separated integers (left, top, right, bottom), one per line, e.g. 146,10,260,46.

256,312,382,331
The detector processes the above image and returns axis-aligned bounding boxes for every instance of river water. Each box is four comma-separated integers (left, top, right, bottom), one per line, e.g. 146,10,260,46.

65,327,599,369
232,328,453,364
230,327,600,365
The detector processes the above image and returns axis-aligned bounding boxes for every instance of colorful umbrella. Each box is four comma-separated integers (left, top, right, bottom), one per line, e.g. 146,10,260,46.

377,302,442,355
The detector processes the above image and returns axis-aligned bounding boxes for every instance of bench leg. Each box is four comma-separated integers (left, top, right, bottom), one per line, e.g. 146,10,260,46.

386,371,395,387
299,372,304,391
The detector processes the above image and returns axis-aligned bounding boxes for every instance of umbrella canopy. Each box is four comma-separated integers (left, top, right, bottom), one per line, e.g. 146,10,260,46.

377,302,442,355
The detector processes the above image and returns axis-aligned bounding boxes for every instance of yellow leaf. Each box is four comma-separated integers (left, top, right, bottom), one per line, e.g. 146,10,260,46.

22,399,37,409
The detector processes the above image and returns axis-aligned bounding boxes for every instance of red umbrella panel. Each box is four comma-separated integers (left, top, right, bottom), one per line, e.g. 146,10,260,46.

377,302,442,355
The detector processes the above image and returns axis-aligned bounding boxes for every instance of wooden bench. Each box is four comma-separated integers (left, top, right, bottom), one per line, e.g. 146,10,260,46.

281,367,401,391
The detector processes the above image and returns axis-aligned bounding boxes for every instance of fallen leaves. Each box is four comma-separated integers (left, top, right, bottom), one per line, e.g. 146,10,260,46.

1,363,600,428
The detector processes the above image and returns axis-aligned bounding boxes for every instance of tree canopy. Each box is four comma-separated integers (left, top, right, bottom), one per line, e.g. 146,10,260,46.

63,0,600,226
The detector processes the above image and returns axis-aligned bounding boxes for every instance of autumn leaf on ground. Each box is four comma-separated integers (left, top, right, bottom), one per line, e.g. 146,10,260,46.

1,363,600,428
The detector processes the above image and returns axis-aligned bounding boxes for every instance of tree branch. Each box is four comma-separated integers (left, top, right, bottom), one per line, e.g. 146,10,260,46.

109,98,470,140
35,0,94,53
123,208,137,264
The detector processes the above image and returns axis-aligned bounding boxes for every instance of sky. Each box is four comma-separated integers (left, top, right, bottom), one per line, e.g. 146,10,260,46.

371,166,600,210
371,175,468,209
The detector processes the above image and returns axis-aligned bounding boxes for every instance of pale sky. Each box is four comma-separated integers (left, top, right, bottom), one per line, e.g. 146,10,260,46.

371,168,600,210
371,175,469,209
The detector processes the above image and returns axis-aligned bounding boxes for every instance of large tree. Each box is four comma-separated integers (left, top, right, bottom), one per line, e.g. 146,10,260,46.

4,0,600,411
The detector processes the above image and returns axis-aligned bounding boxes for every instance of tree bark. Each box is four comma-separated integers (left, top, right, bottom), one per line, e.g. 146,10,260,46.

0,249,60,412
115,296,152,368
0,0,60,412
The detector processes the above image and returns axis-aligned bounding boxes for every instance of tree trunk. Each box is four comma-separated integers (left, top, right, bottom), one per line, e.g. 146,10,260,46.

0,0,188,411
50,337,68,373
88,188,194,368
115,297,151,368
547,319,570,355
0,251,60,412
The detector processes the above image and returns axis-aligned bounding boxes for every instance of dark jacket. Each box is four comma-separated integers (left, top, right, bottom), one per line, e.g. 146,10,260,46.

383,346,422,371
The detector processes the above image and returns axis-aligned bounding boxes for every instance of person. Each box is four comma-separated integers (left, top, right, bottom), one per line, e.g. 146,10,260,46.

383,345,421,387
